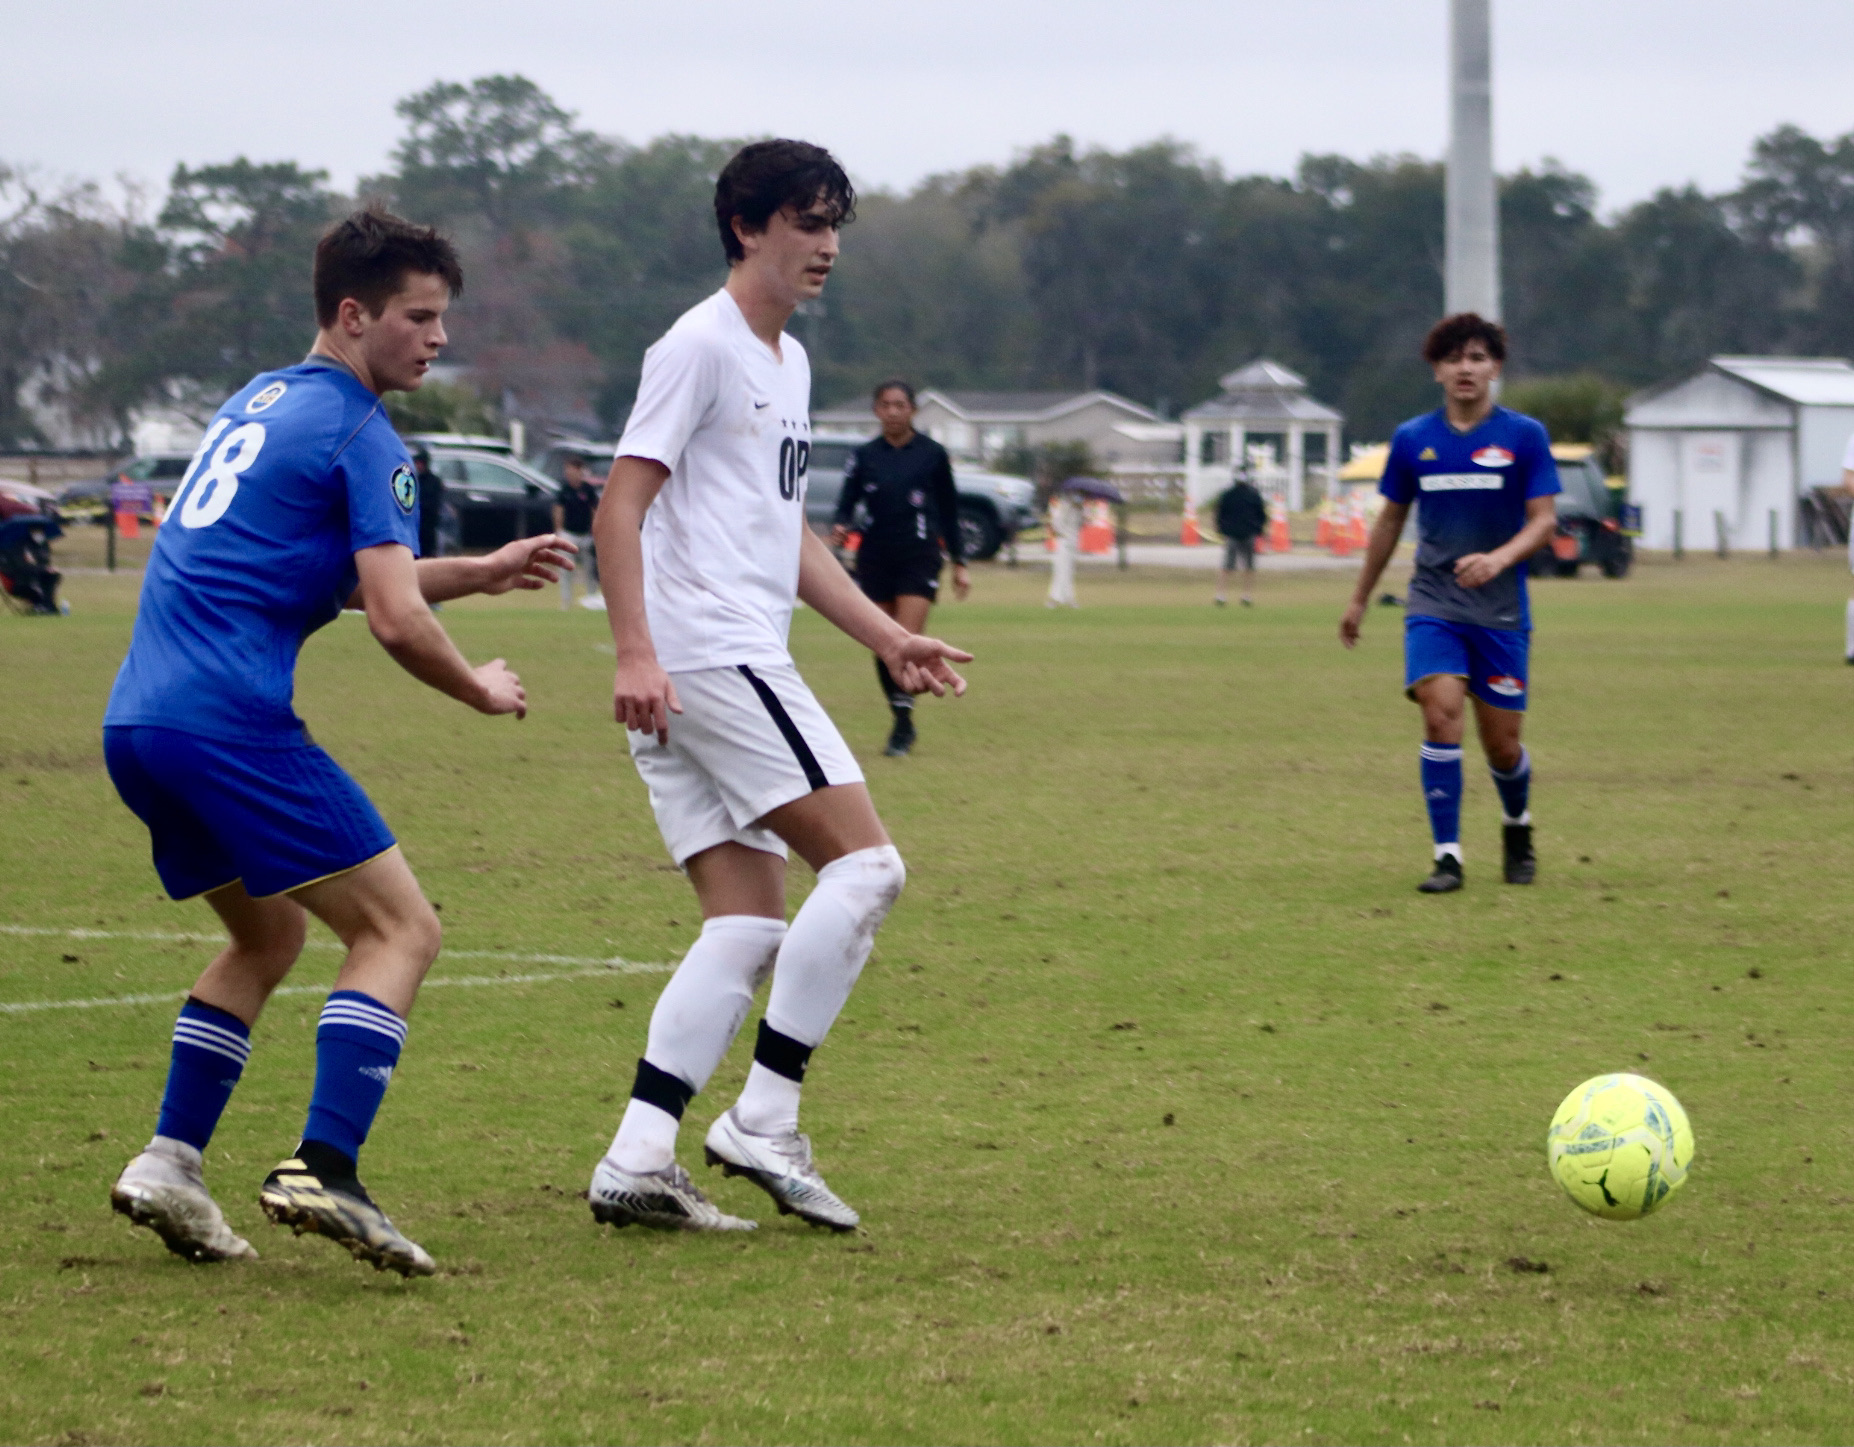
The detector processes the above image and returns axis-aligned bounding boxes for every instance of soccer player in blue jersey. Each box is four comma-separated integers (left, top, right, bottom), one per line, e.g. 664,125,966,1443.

104,209,574,1275
1340,314,1561,893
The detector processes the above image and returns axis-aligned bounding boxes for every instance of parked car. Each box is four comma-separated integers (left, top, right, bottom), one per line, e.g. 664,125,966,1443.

425,446,557,550
534,438,618,484
404,432,512,456
59,453,196,511
804,436,1037,561
1530,443,1634,578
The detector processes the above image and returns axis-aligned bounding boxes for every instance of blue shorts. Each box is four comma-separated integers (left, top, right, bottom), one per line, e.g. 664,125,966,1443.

104,726,396,900
1403,615,1530,712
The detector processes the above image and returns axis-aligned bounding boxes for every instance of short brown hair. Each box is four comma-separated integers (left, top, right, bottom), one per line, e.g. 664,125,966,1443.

1422,312,1507,364
714,140,855,264
872,378,916,405
313,207,463,328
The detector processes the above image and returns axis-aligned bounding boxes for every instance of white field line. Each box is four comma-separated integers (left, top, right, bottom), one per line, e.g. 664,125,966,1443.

0,924,671,1016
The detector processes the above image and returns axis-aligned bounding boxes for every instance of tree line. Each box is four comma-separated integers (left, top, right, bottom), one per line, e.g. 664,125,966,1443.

4,73,1853,452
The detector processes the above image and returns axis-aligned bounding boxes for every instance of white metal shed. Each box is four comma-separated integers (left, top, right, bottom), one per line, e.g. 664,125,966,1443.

1623,357,1854,551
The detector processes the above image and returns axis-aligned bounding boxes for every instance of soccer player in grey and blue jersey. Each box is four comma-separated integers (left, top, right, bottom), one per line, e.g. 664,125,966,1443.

1340,314,1561,893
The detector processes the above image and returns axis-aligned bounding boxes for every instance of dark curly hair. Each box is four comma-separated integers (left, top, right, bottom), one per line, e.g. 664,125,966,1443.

1422,312,1508,364
313,207,462,328
714,140,855,264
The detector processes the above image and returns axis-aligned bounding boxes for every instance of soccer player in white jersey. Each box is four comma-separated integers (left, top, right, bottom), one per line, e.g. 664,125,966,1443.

586,140,972,1232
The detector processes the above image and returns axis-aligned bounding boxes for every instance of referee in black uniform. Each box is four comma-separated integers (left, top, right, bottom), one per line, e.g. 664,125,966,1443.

831,379,969,756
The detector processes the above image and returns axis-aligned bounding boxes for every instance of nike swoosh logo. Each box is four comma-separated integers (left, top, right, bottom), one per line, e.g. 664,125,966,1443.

753,401,770,410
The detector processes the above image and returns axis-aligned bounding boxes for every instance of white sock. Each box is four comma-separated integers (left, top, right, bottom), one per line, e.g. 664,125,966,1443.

608,1099,680,1174
1845,598,1853,658
734,845,905,1135
1434,842,1463,862
735,1062,804,1138
609,914,785,1172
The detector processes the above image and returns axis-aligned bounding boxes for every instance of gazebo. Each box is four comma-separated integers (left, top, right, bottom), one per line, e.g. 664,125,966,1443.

1180,360,1343,512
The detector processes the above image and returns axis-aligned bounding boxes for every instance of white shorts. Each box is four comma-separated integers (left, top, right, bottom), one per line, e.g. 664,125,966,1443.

627,664,865,865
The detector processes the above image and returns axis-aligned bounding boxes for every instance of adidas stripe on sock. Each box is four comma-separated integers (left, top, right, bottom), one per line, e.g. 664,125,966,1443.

1419,742,1464,857
302,990,407,1163
154,997,252,1151
1490,746,1532,826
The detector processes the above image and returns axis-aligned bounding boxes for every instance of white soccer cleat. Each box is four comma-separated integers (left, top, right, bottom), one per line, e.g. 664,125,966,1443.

588,1156,758,1233
703,1108,861,1232
111,1139,257,1263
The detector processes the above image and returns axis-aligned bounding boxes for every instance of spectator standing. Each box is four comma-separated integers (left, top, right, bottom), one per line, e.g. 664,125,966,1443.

554,456,601,608
1046,489,1081,608
1840,432,1854,662
1214,470,1268,607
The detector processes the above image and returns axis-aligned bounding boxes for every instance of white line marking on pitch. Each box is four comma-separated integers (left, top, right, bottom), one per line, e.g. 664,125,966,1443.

0,925,672,1016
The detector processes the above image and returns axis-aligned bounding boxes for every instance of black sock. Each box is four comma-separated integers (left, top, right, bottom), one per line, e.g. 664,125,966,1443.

293,1138,368,1198
875,658,913,717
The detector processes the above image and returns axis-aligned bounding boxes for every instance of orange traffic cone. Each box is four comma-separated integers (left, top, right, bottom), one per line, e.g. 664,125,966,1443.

1315,510,1332,548
1079,500,1114,554
1347,509,1369,552
115,512,141,539
1180,502,1201,547
1269,506,1290,554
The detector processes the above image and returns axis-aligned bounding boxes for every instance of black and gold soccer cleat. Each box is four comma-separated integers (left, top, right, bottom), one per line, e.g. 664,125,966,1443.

258,1152,434,1277
1418,854,1465,894
1503,823,1537,885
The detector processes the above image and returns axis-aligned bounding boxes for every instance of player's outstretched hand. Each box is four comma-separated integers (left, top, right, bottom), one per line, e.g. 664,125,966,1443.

1339,600,1366,649
475,658,527,720
479,534,579,595
613,656,683,743
882,633,973,698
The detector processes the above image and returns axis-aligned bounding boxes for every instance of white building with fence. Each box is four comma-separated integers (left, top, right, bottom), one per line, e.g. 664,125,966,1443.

1624,356,1854,553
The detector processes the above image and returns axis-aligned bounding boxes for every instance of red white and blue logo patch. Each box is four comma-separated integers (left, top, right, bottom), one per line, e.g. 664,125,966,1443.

1486,674,1525,697
1471,446,1514,468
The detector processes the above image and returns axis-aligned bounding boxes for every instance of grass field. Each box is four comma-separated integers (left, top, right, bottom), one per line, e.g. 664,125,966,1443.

5,546,1854,1446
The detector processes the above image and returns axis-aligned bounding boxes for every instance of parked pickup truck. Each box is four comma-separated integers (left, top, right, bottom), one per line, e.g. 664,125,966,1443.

804,437,1037,561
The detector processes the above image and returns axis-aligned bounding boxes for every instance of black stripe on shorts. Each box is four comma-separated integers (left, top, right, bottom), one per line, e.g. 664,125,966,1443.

737,666,829,792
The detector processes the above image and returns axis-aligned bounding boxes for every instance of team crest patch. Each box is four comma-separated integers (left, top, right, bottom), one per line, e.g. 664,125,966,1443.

1486,674,1525,697
391,464,418,514
1472,445,1515,467
1419,447,1437,460
245,381,288,413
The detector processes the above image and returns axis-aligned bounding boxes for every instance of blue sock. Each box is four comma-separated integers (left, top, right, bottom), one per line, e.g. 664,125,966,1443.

1420,742,1464,857
154,997,252,1151
1490,747,1532,824
301,990,407,1164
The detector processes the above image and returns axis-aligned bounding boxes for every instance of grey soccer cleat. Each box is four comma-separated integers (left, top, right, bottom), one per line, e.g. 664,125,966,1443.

588,1156,758,1232
258,1157,435,1277
1418,854,1465,894
111,1139,257,1263
703,1108,861,1232
1503,823,1537,885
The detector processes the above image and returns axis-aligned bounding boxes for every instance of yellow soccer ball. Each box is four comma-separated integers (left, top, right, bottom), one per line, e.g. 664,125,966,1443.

1546,1073,1694,1220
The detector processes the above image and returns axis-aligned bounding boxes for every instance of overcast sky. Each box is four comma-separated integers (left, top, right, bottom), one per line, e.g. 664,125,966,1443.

6,0,1854,214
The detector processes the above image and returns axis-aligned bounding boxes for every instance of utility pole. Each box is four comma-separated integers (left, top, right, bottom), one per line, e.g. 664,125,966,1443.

1445,0,1500,320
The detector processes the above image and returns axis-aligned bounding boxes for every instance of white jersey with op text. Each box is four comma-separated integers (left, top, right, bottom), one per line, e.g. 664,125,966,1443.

617,289,814,672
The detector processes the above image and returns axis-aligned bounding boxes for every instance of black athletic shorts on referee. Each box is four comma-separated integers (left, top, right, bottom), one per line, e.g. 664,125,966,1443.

855,549,943,603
